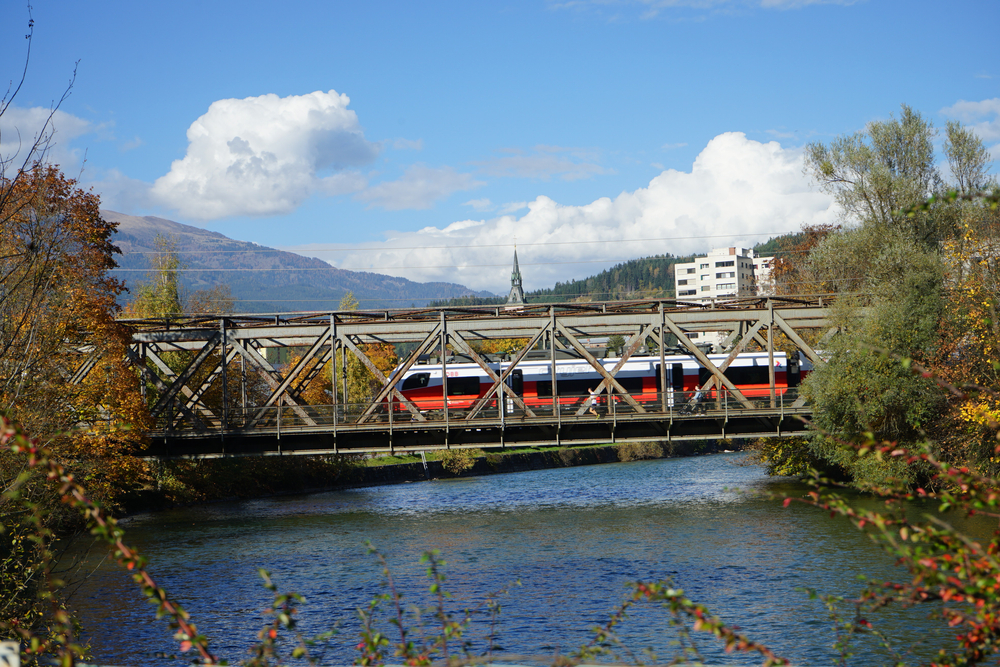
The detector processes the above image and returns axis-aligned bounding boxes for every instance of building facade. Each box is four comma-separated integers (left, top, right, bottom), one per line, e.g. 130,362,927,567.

672,246,775,350
673,247,770,300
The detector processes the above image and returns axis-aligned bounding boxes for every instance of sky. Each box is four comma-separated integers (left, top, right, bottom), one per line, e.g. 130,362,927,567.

1,0,998,298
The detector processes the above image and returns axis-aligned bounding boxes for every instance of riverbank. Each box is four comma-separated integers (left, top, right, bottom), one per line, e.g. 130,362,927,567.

127,438,741,514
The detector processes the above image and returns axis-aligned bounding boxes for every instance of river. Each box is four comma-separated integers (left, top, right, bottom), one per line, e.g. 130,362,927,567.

66,453,968,665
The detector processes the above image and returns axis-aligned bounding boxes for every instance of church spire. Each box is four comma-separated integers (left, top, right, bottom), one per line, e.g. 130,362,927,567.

506,248,525,306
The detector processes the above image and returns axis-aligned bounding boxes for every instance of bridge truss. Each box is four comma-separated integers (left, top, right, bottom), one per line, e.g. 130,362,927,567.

79,298,835,457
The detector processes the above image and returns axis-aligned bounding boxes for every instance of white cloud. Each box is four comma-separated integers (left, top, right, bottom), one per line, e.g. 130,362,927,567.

356,164,483,210
941,98,1000,159
499,201,529,214
475,145,609,181
89,168,153,212
661,142,688,150
302,132,838,293
0,106,92,171
463,198,494,211
149,90,378,220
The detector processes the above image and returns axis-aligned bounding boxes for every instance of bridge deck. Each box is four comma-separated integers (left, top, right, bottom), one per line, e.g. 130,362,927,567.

146,400,811,458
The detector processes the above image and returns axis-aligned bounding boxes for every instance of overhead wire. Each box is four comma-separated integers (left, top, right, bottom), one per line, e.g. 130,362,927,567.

120,230,802,255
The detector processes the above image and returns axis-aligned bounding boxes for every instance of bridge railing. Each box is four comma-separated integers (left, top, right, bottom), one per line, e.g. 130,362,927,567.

150,388,804,435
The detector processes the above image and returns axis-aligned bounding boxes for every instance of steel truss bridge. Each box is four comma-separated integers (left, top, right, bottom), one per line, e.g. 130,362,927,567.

78,298,836,458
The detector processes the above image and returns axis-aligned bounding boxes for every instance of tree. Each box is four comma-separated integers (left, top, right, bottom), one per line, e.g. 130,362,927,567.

125,234,182,318
791,107,998,486
944,120,995,196
767,224,840,296
805,104,939,243
186,284,235,315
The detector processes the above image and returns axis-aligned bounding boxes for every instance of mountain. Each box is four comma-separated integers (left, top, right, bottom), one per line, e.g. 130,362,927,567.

103,211,495,312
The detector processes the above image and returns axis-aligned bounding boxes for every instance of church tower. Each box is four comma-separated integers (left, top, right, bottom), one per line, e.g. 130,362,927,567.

506,249,525,306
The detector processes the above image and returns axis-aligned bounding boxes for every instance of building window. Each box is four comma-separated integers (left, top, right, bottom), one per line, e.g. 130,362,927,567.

716,283,736,290
715,260,734,267
700,263,709,269
700,285,710,291
679,289,697,296
716,271,735,279
686,268,696,274
677,279,688,285
700,275,708,281
686,332,699,339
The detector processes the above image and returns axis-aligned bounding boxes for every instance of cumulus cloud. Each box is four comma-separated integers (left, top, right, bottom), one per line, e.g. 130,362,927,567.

0,106,92,171
150,90,378,220
941,98,1000,158
297,132,838,293
356,164,483,210
475,145,609,181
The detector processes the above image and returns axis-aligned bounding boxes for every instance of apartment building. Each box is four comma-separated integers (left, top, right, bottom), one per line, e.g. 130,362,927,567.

673,246,775,350
674,247,764,300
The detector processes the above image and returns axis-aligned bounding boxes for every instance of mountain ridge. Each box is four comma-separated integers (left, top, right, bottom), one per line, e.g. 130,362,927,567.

104,210,495,311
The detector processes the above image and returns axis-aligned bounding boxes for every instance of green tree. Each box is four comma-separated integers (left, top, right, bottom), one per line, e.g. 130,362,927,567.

126,234,182,318
805,104,939,243
944,120,995,195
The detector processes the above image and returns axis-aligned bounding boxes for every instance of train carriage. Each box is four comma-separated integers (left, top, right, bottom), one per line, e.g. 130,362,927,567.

391,351,804,414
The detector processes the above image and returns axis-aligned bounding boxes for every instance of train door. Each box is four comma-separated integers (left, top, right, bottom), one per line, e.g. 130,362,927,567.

671,363,685,405
504,369,523,415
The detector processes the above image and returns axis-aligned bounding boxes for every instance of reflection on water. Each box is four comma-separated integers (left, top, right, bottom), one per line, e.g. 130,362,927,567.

67,453,963,665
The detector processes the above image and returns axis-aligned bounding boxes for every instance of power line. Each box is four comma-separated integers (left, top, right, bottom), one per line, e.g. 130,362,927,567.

120,230,797,255
111,257,694,272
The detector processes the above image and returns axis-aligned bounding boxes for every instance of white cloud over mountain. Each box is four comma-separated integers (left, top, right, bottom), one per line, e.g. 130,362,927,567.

296,132,838,293
149,90,379,219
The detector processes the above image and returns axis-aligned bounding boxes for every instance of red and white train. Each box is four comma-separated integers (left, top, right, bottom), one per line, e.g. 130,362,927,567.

392,351,809,412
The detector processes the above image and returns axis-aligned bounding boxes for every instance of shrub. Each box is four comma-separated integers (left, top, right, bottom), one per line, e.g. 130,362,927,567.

439,448,483,475
616,441,664,462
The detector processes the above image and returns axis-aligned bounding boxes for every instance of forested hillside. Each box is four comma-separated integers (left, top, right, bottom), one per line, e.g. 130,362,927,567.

430,254,697,306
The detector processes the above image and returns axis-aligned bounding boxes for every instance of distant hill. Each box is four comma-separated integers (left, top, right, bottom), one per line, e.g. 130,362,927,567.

104,211,495,312
429,253,698,307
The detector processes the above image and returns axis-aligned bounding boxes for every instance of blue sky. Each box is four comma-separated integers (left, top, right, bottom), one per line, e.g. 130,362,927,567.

2,0,998,296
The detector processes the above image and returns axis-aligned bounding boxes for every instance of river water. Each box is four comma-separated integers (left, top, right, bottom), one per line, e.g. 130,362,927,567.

67,453,968,666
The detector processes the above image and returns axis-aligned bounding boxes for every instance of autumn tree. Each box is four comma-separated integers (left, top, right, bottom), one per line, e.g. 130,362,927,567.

186,284,235,315
0,166,153,648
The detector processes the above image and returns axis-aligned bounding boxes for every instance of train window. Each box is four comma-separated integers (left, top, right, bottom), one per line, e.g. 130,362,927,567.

402,373,429,390
447,376,481,396
698,365,771,386
617,377,644,393
538,377,644,397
